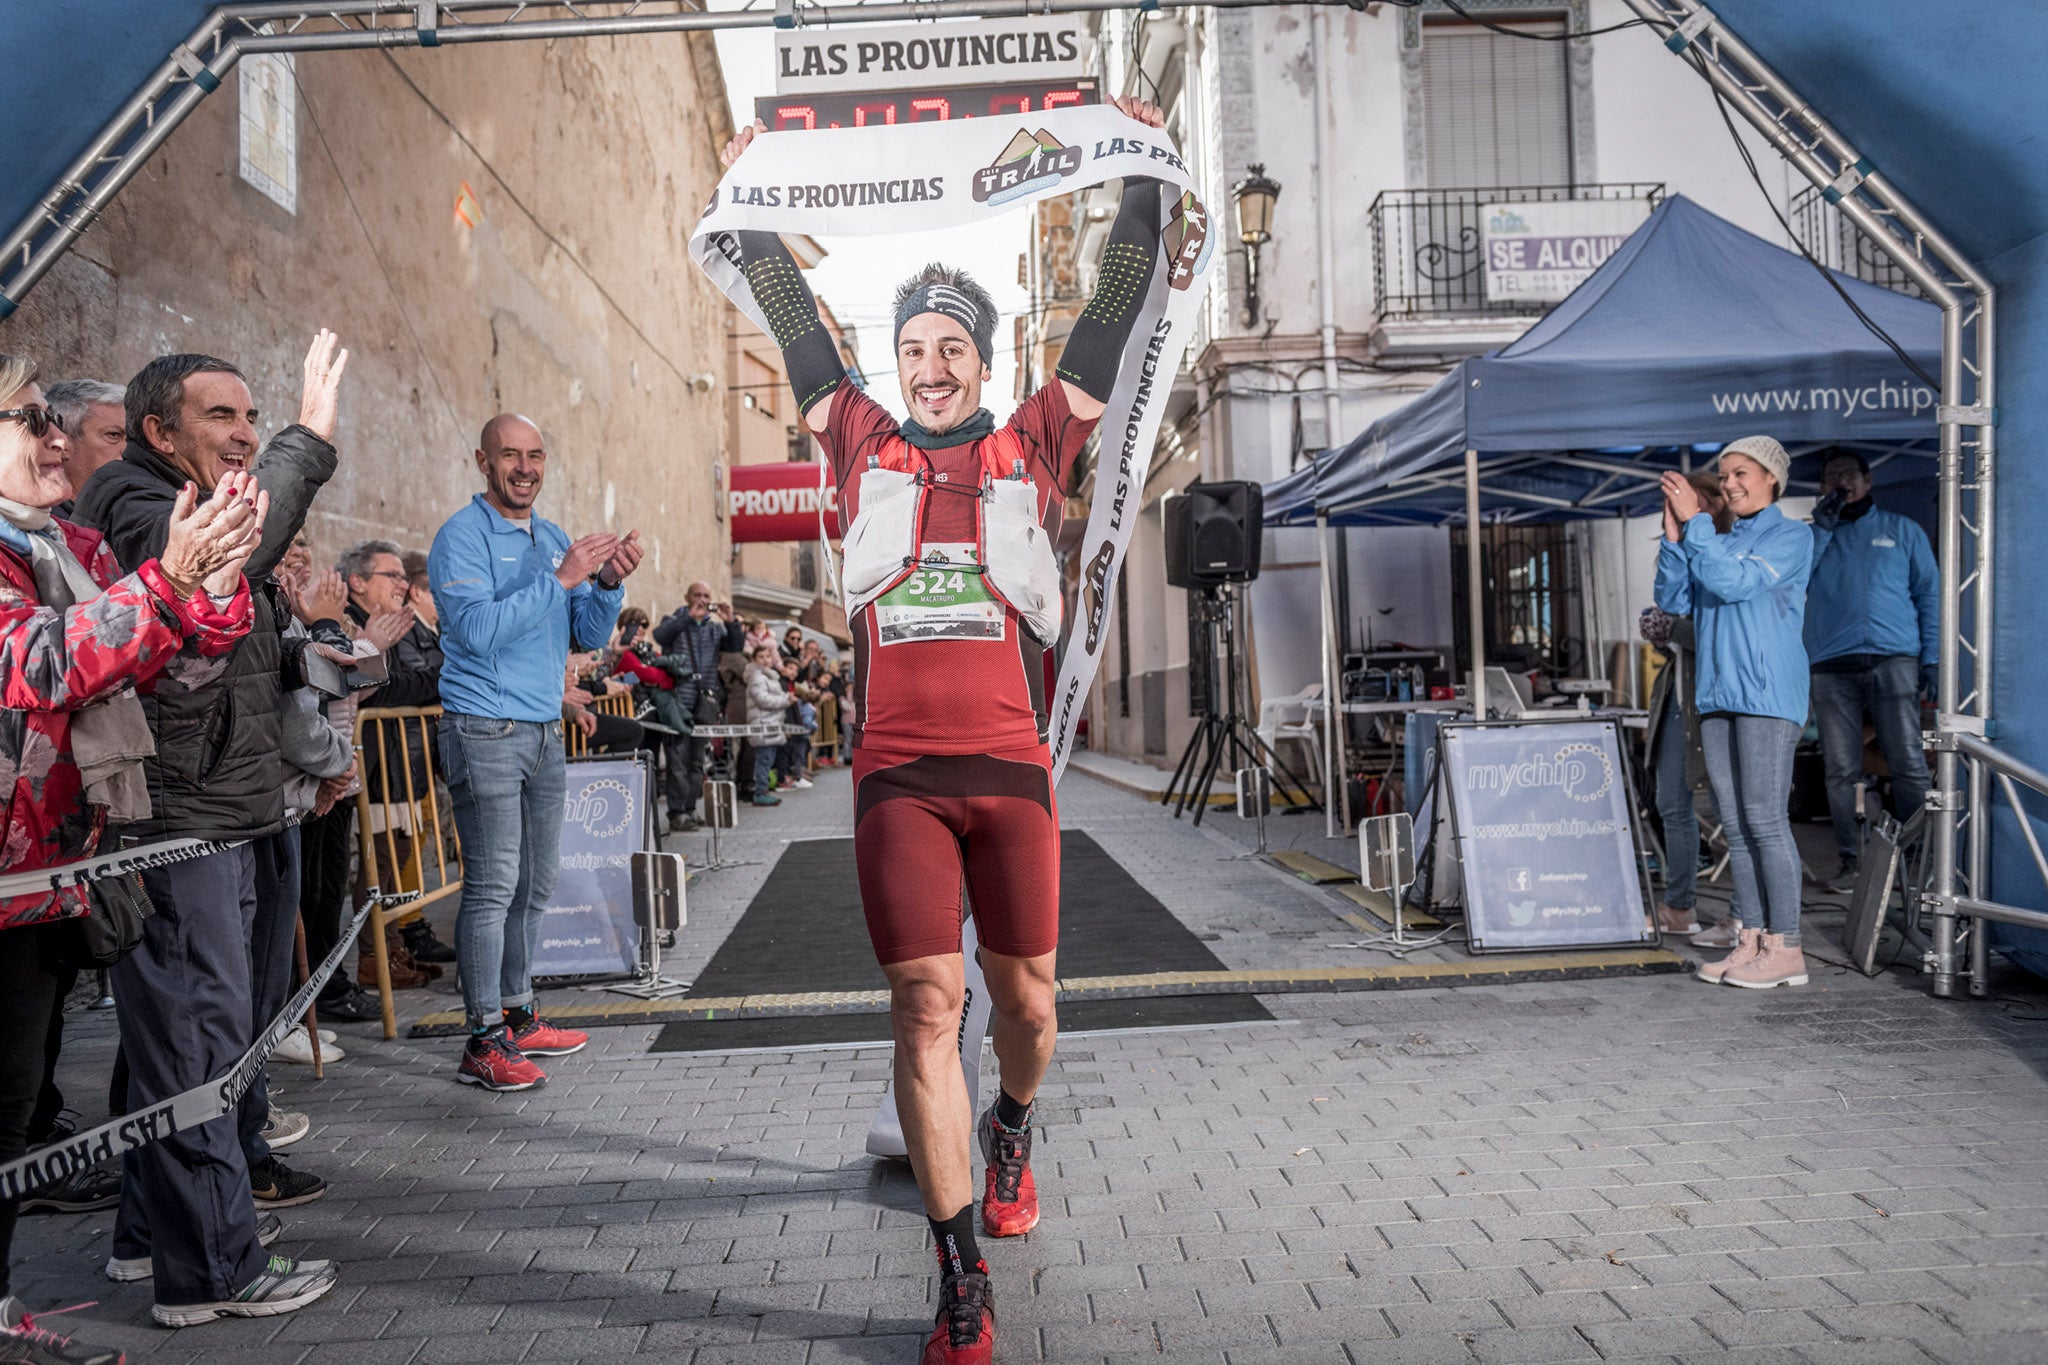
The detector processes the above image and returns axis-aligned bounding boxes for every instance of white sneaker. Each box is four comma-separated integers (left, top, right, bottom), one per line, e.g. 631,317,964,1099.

108,1213,282,1281
791,777,814,790
264,1107,311,1149
272,1027,342,1066
152,1254,337,1327
316,1028,337,1045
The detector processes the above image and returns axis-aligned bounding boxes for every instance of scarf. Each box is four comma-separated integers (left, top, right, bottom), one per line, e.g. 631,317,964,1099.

0,495,156,820
902,410,995,451
693,104,1217,783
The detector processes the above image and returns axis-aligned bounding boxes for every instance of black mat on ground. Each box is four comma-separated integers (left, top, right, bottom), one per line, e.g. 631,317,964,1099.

649,992,1271,1054
653,831,1269,1049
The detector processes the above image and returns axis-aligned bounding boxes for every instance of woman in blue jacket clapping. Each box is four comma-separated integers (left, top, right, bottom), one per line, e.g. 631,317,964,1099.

1654,435,1812,990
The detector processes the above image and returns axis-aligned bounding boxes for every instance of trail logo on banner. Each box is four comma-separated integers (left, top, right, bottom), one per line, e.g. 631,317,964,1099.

692,104,1216,785
974,130,1084,205
535,757,648,979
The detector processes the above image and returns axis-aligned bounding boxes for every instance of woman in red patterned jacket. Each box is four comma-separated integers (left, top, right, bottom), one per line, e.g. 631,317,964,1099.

0,349,266,1364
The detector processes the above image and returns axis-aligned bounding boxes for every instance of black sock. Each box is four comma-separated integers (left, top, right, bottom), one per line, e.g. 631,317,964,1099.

505,1005,534,1031
929,1205,982,1279
993,1089,1032,1131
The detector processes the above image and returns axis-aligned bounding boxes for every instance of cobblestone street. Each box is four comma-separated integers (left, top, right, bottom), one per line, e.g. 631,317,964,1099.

20,766,2048,1364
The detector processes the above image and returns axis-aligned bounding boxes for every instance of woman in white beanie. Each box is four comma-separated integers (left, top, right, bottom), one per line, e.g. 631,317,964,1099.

1653,435,1813,988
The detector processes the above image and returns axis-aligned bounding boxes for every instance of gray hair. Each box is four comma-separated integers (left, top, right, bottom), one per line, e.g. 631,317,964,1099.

44,379,125,436
336,538,404,583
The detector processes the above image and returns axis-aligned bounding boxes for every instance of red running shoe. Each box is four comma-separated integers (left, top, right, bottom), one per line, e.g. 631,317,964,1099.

456,1027,546,1091
921,1263,995,1365
510,1014,589,1057
978,1104,1040,1237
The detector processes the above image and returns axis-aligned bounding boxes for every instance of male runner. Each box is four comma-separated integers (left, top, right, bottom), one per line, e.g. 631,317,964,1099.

719,97,1165,1364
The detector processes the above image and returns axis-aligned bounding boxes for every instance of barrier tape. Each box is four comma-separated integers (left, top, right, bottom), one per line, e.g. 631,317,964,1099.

0,812,307,902
0,886,417,1199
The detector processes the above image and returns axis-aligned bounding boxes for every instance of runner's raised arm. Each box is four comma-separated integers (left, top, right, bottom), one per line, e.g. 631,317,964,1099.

1054,96,1165,423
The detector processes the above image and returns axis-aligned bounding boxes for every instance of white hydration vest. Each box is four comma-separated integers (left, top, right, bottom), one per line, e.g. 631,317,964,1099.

839,435,1063,646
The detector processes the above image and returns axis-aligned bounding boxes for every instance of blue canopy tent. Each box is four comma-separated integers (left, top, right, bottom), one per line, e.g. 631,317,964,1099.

1265,193,1941,835
1267,194,1941,530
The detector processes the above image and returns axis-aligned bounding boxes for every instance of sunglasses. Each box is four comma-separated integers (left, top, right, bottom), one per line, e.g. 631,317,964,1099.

0,406,66,439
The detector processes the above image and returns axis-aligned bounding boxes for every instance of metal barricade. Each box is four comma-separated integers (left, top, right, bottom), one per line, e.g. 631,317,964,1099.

564,690,639,758
350,704,461,1039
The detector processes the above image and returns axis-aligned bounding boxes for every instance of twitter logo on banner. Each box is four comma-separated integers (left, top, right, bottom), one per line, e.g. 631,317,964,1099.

1508,900,1537,927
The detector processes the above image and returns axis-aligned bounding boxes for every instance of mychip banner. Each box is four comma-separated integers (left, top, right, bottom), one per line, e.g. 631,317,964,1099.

1440,719,1655,951
691,103,1216,784
533,754,649,979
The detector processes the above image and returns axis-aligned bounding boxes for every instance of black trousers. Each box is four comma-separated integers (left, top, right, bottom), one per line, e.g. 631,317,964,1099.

238,829,301,1169
587,712,643,755
111,845,268,1305
664,733,711,818
300,804,356,1002
0,922,68,1298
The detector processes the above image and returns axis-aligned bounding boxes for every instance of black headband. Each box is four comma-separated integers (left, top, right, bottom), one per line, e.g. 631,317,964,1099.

893,282,995,367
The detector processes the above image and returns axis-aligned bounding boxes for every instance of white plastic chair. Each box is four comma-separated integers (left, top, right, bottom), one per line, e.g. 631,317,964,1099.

1257,683,1326,793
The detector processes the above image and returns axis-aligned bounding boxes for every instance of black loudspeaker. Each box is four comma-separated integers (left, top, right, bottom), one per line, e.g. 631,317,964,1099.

1164,480,1263,587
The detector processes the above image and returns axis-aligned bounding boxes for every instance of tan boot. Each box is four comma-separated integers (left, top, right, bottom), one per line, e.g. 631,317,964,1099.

1723,931,1809,989
1696,926,1762,984
1655,904,1700,935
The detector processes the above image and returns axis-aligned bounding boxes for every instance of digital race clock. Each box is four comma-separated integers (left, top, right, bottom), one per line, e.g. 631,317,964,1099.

754,79,1100,131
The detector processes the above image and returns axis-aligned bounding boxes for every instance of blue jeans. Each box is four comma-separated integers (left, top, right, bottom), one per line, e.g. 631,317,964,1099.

1812,656,1930,865
1654,703,1703,911
440,714,567,1030
1700,714,1804,944
752,741,780,796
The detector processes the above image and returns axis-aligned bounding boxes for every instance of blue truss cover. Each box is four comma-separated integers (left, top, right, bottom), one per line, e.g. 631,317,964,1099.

0,3,216,272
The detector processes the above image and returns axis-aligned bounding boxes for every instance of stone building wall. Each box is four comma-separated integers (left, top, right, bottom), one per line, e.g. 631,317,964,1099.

4,32,734,613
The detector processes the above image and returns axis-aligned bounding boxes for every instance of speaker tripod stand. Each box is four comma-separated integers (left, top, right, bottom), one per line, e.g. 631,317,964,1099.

1163,585,1321,826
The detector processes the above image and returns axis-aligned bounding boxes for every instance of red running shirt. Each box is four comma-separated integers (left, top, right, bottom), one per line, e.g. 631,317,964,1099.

818,378,1096,755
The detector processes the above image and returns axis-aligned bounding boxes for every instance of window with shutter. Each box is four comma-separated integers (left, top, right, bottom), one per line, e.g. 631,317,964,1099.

1422,17,1572,190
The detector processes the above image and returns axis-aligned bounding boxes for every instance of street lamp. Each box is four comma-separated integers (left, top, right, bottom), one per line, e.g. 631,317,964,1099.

1232,163,1282,328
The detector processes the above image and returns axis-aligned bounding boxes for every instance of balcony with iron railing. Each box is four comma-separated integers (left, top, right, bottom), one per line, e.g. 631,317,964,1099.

1370,183,1666,334
1790,185,1928,301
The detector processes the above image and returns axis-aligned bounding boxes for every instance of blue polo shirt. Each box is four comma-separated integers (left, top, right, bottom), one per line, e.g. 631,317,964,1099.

428,494,624,723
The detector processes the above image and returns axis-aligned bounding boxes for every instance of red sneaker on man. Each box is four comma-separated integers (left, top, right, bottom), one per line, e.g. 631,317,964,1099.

509,1013,589,1057
978,1105,1039,1237
456,1026,546,1091
921,1264,995,1365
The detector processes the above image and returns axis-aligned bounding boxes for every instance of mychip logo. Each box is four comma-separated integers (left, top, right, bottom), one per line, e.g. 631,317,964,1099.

565,778,634,838
1465,742,1612,804
973,128,1084,206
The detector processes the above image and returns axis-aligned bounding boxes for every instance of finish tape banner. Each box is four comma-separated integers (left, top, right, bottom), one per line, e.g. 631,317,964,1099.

729,461,841,543
692,103,1217,784
0,887,412,1198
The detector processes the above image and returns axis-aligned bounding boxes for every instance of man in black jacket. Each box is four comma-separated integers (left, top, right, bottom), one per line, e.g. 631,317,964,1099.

72,332,348,1326
652,581,744,831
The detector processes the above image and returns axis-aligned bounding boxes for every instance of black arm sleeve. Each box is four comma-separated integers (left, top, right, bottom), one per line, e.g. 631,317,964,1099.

735,230,845,416
1055,176,1162,403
